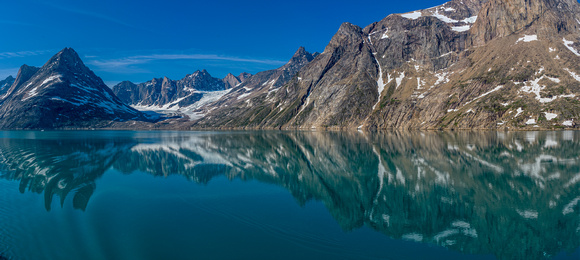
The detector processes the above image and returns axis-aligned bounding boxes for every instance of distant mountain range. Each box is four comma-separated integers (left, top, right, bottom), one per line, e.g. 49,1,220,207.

1,0,580,130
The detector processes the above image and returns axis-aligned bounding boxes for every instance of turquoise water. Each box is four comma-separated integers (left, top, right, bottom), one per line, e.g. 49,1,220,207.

0,130,578,260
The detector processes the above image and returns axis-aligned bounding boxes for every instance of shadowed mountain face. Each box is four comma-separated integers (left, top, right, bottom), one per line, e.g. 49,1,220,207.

0,76,14,98
0,48,144,129
0,130,578,259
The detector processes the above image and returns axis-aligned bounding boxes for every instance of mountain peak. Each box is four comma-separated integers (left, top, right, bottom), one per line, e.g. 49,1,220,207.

0,76,15,94
3,75,14,82
53,47,82,62
59,47,78,56
187,69,213,80
292,46,308,58
238,72,252,81
43,47,88,73
284,47,315,71
223,73,241,89
324,22,364,53
12,64,40,90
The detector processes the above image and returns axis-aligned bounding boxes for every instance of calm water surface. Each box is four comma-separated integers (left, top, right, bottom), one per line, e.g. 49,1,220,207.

0,130,579,260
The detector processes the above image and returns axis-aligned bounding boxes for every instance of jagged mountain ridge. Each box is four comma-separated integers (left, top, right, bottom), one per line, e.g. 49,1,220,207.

0,48,145,129
183,47,318,126
112,70,253,109
111,46,317,122
188,0,580,130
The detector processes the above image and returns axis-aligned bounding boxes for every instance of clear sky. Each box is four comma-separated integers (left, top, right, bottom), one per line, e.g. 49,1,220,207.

0,0,447,86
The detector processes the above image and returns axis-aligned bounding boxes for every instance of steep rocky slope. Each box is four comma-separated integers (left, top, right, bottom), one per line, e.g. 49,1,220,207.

186,46,318,127
0,48,145,129
191,0,580,130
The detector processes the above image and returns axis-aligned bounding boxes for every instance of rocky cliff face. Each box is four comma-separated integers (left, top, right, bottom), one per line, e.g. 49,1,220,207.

0,48,144,129
223,72,252,89
187,0,580,130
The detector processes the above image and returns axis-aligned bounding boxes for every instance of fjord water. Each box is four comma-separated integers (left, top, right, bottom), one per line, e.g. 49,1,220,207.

0,131,578,260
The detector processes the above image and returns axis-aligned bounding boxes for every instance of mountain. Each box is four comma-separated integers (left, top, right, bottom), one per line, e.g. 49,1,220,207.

112,46,315,123
112,70,252,119
0,75,15,98
188,0,580,130
223,72,252,89
183,46,318,126
2,0,578,130
0,48,145,129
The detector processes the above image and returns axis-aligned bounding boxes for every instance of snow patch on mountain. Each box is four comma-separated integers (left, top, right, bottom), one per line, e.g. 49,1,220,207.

563,38,580,56
519,75,575,103
432,10,458,23
452,25,471,32
24,75,62,101
133,89,231,121
544,112,558,121
565,68,580,82
395,72,405,89
401,11,422,20
516,35,538,44
373,57,386,110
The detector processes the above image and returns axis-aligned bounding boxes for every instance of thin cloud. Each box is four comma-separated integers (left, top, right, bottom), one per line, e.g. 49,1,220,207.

41,2,136,29
0,50,52,59
88,53,287,73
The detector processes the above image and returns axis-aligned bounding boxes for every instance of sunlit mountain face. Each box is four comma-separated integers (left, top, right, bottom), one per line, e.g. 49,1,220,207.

0,130,578,259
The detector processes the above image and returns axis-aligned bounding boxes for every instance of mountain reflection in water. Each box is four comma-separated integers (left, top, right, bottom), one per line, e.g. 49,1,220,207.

0,130,579,259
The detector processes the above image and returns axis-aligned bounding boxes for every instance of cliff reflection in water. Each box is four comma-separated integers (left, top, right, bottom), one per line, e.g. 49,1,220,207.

1,131,579,259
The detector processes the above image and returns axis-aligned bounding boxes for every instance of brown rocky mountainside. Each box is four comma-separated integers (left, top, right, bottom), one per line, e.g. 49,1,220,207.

188,0,580,130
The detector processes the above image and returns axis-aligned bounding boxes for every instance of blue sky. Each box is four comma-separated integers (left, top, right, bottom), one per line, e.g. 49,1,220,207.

0,0,447,86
